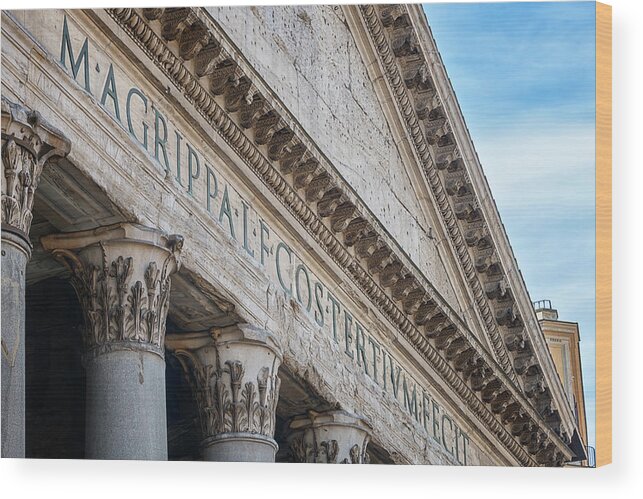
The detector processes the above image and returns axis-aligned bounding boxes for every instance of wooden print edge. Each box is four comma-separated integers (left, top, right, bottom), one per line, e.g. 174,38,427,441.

595,0,612,468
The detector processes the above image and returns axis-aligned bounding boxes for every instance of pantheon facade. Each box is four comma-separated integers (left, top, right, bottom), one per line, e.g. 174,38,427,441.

1,5,587,465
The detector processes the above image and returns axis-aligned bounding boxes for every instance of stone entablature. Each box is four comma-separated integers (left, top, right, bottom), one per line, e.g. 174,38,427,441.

16,8,477,463
0,6,581,466
105,7,572,465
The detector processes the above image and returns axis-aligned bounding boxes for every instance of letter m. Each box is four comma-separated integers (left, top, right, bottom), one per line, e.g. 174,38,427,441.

403,377,418,421
60,16,90,93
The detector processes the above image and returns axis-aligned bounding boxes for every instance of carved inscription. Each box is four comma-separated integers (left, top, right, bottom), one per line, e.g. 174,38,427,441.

52,12,472,464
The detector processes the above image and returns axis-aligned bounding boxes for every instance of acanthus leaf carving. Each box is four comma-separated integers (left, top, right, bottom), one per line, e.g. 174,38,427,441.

172,331,282,441
288,410,371,464
43,224,182,360
1,138,38,235
2,97,70,237
54,251,175,357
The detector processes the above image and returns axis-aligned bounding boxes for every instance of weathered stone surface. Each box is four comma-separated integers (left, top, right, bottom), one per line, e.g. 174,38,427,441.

207,5,462,314
0,6,581,466
1,232,29,458
85,350,167,460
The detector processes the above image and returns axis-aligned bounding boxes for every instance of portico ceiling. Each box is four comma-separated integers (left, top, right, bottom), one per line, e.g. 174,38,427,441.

27,157,239,332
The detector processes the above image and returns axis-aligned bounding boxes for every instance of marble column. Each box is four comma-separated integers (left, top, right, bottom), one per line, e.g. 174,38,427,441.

41,223,183,460
288,410,372,463
1,97,70,458
166,325,282,462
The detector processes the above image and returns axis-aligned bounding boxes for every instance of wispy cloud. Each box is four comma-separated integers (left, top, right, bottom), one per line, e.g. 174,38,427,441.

424,1,597,449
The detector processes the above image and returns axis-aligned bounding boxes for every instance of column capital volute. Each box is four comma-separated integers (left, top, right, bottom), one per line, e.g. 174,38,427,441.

41,223,183,361
41,222,184,258
289,409,373,434
2,97,71,240
212,323,283,361
166,323,282,362
1,97,71,164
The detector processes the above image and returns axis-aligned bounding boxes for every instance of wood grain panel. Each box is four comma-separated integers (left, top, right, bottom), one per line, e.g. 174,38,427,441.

596,1,612,468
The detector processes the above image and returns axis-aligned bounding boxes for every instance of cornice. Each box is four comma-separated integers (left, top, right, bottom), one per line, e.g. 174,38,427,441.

355,4,518,386
102,7,574,465
353,3,580,454
406,4,579,436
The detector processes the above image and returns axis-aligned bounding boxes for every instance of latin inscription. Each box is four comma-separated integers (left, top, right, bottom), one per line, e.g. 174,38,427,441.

57,14,471,464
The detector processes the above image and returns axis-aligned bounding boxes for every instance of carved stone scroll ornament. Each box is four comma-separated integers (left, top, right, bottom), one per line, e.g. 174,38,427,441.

1,97,71,240
166,325,282,462
41,223,183,360
288,410,372,464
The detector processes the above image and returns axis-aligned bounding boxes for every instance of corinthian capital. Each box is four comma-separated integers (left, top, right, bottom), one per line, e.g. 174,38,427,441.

288,410,372,464
167,325,282,461
1,97,70,238
41,223,183,360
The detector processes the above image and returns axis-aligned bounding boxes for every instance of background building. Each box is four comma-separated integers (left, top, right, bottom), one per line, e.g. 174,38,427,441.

535,299,591,466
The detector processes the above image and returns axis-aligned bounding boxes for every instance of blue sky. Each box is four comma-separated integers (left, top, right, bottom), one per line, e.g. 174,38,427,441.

423,1,596,450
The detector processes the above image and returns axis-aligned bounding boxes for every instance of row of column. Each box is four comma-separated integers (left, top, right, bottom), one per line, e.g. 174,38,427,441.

1,97,372,462
167,327,371,463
